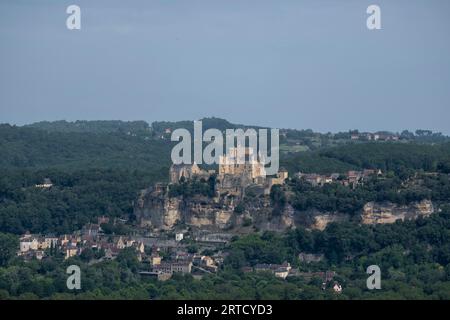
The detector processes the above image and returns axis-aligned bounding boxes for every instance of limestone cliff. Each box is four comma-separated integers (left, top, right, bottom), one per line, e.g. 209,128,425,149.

135,185,435,232
361,200,433,224
135,186,182,230
134,185,294,232
307,200,434,230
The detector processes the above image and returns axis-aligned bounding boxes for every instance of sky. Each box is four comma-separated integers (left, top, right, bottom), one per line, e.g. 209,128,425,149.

0,0,449,134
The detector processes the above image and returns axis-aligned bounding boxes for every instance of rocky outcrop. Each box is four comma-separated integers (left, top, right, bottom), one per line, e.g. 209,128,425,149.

135,184,435,232
301,200,434,230
134,185,295,232
135,186,182,230
135,185,237,231
361,200,434,224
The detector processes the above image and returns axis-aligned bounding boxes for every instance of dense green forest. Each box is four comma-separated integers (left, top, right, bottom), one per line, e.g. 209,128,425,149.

25,120,151,134
0,124,172,170
0,169,166,235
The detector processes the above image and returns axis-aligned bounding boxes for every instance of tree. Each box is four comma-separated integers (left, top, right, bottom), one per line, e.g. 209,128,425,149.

0,233,18,266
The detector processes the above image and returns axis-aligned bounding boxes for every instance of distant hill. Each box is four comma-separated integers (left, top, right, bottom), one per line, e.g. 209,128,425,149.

0,124,171,172
25,120,150,134
151,117,266,135
24,118,264,135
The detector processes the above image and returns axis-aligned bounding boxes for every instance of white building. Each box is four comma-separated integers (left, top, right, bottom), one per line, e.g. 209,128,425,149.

333,283,343,294
35,178,53,188
19,237,39,253
175,233,184,242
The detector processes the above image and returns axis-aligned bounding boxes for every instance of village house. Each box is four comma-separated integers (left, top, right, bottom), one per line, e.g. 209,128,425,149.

149,253,162,266
175,232,184,242
35,178,53,189
193,255,218,272
254,262,292,279
65,244,79,260
295,173,337,187
296,169,382,188
135,241,145,254
201,256,215,267
171,261,193,274
116,236,126,249
295,271,336,283
171,250,192,261
19,234,39,253
125,237,135,248
274,265,291,279
152,261,193,275
333,283,343,294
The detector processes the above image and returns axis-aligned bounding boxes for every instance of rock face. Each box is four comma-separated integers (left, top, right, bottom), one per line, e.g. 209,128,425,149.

134,184,294,232
135,186,182,230
312,213,350,231
361,200,434,224
308,200,434,230
135,184,435,232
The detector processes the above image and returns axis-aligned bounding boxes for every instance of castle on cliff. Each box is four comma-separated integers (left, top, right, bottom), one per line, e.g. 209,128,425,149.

169,147,288,198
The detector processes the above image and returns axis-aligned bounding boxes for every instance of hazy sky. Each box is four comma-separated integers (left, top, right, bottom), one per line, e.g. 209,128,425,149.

1,0,449,133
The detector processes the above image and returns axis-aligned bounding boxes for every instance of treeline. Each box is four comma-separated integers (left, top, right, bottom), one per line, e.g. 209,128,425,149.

151,117,263,136
25,120,150,134
0,124,172,170
320,142,450,174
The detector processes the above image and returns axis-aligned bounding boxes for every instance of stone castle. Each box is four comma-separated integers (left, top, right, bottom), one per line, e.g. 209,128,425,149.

134,147,291,231
169,147,288,197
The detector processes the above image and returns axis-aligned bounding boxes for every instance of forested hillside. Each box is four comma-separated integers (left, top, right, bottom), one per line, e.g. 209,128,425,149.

0,124,172,170
0,123,171,235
